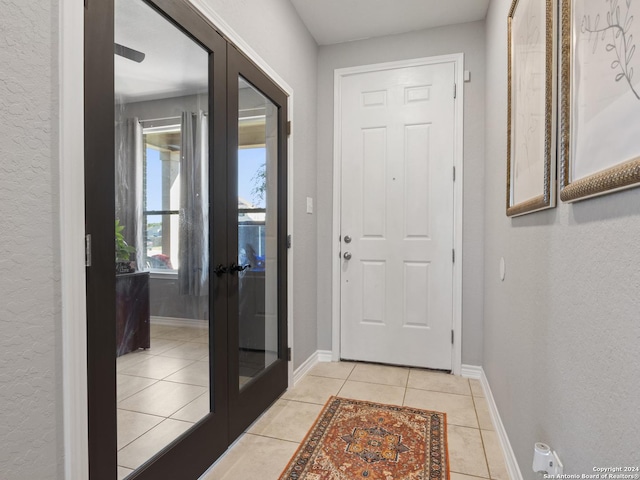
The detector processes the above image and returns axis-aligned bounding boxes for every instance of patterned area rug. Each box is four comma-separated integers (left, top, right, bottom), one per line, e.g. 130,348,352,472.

279,396,449,480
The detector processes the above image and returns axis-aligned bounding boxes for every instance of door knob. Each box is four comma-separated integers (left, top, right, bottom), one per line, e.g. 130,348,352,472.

213,264,228,276
229,262,252,273
344,235,352,244
343,252,352,260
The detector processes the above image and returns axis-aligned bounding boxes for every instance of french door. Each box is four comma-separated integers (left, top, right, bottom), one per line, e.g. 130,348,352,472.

84,1,288,479
226,47,289,440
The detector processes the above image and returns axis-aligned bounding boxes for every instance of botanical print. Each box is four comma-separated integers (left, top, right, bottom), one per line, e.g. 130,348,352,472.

571,0,640,180
582,0,638,99
511,0,547,205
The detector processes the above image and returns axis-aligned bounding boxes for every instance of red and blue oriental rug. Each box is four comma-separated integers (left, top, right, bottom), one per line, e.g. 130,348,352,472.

279,396,449,480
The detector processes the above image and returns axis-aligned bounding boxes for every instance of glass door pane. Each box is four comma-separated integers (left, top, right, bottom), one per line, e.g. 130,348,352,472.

236,77,279,389
114,0,210,475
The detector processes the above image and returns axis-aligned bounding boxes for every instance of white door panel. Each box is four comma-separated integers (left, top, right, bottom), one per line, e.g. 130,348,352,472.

340,62,455,369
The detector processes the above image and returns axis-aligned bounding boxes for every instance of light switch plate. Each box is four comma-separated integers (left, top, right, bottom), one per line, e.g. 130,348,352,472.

306,197,313,214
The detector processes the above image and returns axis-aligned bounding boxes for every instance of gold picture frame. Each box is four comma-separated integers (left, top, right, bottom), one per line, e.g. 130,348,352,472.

560,0,640,202
507,0,558,216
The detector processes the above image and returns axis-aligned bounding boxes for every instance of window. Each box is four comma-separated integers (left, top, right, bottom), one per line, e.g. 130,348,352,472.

238,146,266,269
143,124,181,271
237,100,267,270
140,111,267,272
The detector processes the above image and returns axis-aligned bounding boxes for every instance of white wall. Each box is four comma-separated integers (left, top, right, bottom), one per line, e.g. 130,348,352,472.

484,0,640,473
316,21,486,365
0,0,63,478
200,0,319,368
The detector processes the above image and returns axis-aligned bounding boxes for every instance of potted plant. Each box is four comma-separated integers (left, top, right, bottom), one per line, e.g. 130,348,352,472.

115,219,136,274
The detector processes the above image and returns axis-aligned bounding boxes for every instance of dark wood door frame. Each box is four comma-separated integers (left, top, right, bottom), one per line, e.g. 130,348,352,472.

84,0,117,476
85,1,228,479
84,1,288,478
226,45,289,441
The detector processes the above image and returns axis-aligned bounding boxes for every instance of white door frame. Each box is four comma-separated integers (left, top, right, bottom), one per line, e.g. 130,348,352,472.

59,1,296,477
332,54,464,375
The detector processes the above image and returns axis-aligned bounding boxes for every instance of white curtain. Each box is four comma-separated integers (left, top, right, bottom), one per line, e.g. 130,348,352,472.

115,117,144,268
178,111,209,296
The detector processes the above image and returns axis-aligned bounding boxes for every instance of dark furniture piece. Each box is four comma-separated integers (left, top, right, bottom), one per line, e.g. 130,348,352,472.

116,272,150,357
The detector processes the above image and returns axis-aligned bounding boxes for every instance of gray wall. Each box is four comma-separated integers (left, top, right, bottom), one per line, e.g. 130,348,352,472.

202,0,319,368
484,0,640,473
316,21,486,365
0,0,63,479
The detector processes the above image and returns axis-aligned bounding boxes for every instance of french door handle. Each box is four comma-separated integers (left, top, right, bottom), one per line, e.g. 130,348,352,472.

229,263,252,273
213,264,228,276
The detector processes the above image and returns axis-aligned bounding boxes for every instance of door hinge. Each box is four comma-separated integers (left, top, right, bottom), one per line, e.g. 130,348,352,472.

287,120,291,136
452,249,455,263
451,330,454,344
453,83,457,99
84,0,88,7
453,166,456,182
85,234,92,267
287,347,292,361
286,234,292,249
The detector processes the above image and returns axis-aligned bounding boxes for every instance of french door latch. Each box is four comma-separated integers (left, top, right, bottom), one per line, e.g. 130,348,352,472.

229,263,252,274
215,263,252,275
213,264,228,276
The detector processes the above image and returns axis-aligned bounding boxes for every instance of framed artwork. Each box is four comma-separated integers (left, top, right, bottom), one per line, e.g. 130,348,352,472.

507,0,558,216
560,0,640,202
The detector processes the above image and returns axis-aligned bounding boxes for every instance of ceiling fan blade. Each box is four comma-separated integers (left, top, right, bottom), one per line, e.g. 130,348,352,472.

114,43,145,63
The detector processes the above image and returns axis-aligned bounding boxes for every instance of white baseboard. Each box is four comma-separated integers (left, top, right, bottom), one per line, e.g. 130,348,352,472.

462,365,523,480
293,351,319,385
150,316,207,328
317,350,333,362
292,350,335,385
460,364,482,379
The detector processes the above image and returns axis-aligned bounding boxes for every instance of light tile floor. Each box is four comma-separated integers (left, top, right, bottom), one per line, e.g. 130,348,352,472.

200,362,509,480
117,328,509,480
117,324,211,478
116,323,263,479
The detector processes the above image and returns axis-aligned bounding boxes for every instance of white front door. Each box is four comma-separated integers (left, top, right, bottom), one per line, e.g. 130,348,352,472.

339,60,456,370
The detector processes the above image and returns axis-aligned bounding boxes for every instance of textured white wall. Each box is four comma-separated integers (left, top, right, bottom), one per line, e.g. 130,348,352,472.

484,0,640,473
316,22,486,365
0,0,63,479
201,0,319,368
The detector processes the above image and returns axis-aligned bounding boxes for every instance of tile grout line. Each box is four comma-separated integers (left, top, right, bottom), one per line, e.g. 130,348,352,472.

450,468,492,480
243,432,302,445
402,370,410,405
470,389,493,479
116,413,166,455
116,378,160,403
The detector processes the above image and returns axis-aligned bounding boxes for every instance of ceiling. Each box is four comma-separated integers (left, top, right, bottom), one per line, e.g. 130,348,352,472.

114,0,490,102
290,0,491,45
115,0,208,103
